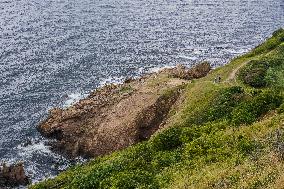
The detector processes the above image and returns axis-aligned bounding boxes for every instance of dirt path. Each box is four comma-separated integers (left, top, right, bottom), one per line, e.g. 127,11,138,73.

225,60,249,82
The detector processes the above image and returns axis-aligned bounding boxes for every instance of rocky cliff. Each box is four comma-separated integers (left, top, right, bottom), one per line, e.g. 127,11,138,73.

38,62,211,158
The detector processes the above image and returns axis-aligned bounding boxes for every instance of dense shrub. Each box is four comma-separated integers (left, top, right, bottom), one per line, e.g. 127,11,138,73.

238,60,269,88
151,127,183,151
264,44,284,88
236,135,259,155
277,103,284,114
99,170,158,189
239,42,284,89
151,150,181,170
179,126,202,143
184,132,232,162
265,64,284,89
205,86,244,121
231,102,256,125
183,86,245,126
123,143,154,162
232,90,283,125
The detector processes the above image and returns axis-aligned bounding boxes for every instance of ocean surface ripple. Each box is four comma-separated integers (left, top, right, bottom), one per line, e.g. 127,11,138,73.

0,0,283,182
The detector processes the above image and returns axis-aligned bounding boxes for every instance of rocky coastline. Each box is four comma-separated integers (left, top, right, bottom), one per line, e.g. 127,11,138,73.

28,29,284,189
38,62,211,158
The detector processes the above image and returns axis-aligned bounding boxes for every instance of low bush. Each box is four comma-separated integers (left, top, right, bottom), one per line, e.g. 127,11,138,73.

239,42,284,89
277,103,284,114
99,170,158,189
184,132,232,162
238,60,269,88
232,90,283,125
183,86,245,126
205,86,245,121
265,64,284,89
151,127,183,151
236,135,260,155
151,150,182,170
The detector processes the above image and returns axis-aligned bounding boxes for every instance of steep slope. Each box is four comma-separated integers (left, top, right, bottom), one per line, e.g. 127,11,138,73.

31,29,284,189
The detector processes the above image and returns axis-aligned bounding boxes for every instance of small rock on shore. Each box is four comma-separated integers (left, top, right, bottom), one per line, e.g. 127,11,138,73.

0,162,30,188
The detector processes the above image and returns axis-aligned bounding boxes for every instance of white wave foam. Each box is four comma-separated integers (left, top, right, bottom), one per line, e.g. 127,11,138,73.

15,138,88,183
137,67,145,75
177,54,198,61
192,49,203,55
63,92,88,107
99,76,125,87
17,140,53,158
225,48,250,54
147,65,175,73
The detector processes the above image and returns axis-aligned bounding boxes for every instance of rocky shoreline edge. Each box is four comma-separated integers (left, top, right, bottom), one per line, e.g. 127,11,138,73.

0,62,211,188
38,62,211,159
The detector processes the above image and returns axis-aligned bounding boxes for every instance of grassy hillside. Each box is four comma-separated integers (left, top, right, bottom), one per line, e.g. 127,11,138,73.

31,28,284,189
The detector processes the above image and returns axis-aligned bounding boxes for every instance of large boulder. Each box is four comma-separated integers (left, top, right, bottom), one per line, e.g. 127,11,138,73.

0,162,30,187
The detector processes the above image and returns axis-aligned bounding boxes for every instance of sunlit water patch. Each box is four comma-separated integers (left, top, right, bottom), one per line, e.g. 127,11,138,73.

0,0,283,184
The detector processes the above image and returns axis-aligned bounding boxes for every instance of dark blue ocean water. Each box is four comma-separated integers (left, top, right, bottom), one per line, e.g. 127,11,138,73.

0,0,283,183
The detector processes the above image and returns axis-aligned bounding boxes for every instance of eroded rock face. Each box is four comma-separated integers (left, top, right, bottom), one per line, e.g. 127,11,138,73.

38,63,211,158
163,62,211,80
0,162,30,187
39,82,182,158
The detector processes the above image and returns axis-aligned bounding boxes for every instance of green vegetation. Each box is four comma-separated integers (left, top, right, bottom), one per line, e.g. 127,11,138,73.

245,28,284,57
119,85,134,94
231,90,282,125
238,59,268,87
31,29,284,189
238,28,284,89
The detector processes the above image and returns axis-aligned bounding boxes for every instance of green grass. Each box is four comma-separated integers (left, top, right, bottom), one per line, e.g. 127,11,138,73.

119,85,134,94
30,29,284,189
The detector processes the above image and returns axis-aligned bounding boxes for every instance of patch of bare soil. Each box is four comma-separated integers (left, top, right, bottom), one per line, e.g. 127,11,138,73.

226,61,249,82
